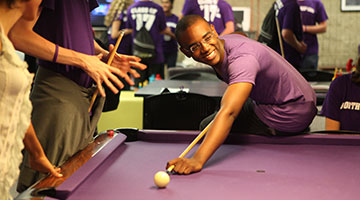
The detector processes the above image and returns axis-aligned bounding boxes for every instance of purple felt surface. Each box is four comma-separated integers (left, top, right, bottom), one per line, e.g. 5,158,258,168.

53,132,360,200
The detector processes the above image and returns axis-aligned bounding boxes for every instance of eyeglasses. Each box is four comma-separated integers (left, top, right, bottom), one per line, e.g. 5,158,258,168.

188,31,214,53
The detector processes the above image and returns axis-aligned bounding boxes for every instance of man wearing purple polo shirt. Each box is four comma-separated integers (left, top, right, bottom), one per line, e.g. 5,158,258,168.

167,15,317,174
127,0,174,85
275,0,307,70
298,0,328,70
10,0,146,192
181,0,235,36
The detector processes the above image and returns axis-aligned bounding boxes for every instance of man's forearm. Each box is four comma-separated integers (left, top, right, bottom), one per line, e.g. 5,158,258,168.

9,21,87,69
219,21,235,36
282,29,303,51
304,21,327,34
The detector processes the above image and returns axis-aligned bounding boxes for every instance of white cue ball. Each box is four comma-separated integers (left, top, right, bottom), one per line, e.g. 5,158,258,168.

154,171,170,188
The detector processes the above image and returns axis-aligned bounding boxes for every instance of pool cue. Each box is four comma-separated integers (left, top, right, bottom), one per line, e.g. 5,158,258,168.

88,31,125,113
166,120,214,173
275,15,285,58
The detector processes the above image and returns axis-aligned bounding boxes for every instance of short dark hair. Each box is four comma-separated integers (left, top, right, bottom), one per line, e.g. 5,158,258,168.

174,15,209,41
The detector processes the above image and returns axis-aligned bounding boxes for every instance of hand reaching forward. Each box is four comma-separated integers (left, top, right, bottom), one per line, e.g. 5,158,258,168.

79,50,146,97
167,157,203,175
105,44,147,82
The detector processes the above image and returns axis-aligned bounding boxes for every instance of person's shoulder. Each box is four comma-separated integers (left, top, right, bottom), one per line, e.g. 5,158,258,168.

222,33,244,41
330,73,352,88
314,0,326,9
222,34,260,53
280,0,299,7
218,0,231,7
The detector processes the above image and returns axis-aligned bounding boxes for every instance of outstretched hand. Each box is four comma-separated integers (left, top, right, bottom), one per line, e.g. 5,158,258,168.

81,45,147,97
167,157,203,175
29,154,63,178
106,44,147,82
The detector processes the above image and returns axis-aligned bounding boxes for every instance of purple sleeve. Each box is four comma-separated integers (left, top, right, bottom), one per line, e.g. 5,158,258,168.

157,7,167,31
315,1,328,23
219,1,235,23
182,0,195,15
126,7,132,29
320,78,342,121
282,3,301,31
227,55,260,86
118,11,124,21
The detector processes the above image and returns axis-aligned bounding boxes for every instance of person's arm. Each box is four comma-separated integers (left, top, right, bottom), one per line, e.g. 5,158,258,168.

325,117,340,131
219,21,235,36
281,29,307,54
9,11,145,97
303,21,327,34
111,20,122,39
160,26,176,40
23,123,62,177
93,39,146,84
167,82,253,174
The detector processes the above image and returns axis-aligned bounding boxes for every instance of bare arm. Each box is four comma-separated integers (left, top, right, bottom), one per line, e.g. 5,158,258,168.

219,21,235,36
303,21,327,34
160,26,176,40
9,11,145,96
111,20,121,39
325,117,340,131
168,82,253,174
281,29,307,54
23,123,62,177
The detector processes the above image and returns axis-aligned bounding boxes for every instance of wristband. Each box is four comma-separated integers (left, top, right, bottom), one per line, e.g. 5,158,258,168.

52,44,59,63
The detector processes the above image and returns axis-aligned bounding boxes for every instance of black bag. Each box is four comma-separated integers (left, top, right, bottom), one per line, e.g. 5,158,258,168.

257,2,280,50
133,26,156,60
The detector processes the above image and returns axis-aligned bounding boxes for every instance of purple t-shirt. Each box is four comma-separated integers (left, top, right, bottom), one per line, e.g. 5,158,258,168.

276,0,303,68
35,0,98,88
182,0,234,34
321,73,360,131
298,0,328,55
162,14,178,53
219,34,317,132
127,1,167,64
109,10,133,55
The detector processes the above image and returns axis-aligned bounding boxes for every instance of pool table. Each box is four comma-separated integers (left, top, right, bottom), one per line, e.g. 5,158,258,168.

17,129,360,200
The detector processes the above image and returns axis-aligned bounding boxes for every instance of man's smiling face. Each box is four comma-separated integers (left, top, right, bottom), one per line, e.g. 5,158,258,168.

178,20,224,67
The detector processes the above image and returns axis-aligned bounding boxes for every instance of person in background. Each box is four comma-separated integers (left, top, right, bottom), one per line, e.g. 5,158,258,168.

105,0,134,55
104,0,134,93
297,0,328,70
0,0,62,199
161,0,178,69
320,57,360,132
9,0,146,192
167,15,317,174
275,0,307,70
181,0,235,36
127,0,174,85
